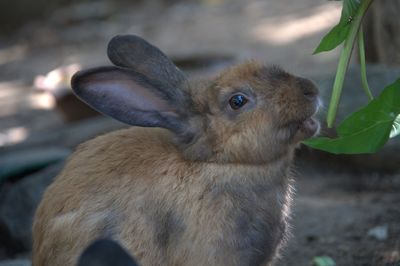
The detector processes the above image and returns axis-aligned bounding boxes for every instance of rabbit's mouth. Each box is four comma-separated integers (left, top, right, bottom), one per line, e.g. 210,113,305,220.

289,116,320,142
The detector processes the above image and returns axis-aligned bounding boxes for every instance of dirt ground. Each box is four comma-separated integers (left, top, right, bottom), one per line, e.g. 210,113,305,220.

0,0,399,265
280,159,400,266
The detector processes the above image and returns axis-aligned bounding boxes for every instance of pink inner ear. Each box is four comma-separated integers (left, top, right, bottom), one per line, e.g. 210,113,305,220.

101,79,174,112
81,69,178,115
73,66,186,129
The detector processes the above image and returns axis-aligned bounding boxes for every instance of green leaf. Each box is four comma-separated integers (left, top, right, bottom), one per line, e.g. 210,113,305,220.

313,0,361,54
341,0,361,24
313,256,336,266
313,24,350,54
303,79,400,154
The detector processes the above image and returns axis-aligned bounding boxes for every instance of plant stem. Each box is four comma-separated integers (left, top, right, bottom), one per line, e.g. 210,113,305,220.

327,0,374,128
358,26,374,100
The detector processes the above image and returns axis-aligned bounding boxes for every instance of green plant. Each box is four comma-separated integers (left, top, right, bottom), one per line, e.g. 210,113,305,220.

303,0,400,154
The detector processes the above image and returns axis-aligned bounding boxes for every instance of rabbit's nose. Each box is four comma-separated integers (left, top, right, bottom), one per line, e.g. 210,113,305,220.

297,77,319,101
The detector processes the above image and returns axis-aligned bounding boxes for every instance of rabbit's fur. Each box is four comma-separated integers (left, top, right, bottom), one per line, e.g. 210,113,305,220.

32,35,320,266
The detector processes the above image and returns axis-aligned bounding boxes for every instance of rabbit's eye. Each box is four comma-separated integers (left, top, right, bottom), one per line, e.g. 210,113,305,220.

229,94,248,110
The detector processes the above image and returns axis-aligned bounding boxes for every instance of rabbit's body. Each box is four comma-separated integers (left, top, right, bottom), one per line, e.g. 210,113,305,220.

34,127,291,266
33,35,320,266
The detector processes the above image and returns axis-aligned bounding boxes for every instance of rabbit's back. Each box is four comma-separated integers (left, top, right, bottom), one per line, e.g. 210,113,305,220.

32,127,185,265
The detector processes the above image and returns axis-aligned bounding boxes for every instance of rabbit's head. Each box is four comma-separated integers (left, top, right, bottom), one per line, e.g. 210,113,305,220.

72,35,319,164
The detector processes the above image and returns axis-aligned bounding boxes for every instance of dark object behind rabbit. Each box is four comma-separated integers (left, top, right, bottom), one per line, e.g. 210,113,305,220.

78,239,138,266
32,35,320,266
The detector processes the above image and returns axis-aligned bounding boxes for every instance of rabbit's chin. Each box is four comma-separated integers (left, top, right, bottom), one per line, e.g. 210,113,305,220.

292,117,320,143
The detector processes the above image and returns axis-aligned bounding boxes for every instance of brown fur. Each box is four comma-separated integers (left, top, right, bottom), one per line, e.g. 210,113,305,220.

33,56,319,265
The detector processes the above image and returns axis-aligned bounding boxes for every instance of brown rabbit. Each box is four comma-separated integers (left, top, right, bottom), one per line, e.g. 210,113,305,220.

32,35,320,266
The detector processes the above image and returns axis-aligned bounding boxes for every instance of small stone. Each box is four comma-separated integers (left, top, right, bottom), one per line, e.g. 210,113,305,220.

367,225,388,240
312,256,336,266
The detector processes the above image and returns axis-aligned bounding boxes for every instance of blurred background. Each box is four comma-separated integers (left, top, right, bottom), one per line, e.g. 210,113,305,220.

0,0,399,265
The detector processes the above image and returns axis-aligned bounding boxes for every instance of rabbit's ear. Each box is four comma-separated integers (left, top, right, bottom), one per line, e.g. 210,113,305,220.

77,239,139,266
71,66,190,134
107,35,185,92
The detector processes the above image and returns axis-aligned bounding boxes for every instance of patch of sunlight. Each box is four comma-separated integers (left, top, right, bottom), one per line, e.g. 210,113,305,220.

0,44,28,65
0,126,29,146
0,81,27,117
34,64,81,97
0,81,54,118
0,82,24,99
28,93,56,110
251,4,341,45
0,64,80,117
30,63,82,109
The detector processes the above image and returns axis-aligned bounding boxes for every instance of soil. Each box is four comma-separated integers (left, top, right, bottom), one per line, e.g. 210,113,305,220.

280,159,400,266
0,0,399,265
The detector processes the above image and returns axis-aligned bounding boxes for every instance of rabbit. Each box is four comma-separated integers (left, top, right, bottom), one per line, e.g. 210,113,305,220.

32,34,320,266
77,239,139,266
